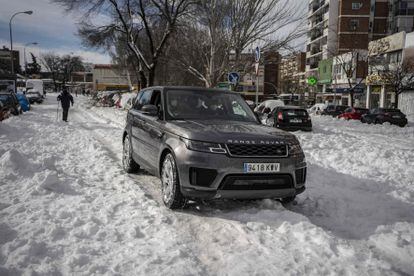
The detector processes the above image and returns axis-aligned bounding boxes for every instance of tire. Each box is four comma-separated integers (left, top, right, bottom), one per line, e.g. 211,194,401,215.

122,134,140,173
281,196,296,204
161,153,186,209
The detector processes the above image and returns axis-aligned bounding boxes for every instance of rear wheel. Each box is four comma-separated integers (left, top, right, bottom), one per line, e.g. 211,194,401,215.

161,153,186,209
122,134,140,173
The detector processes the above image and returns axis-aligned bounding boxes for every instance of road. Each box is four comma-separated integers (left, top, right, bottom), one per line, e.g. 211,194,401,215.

1,94,413,275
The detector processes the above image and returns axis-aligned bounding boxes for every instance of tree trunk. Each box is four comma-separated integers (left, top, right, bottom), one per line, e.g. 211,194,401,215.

147,67,155,87
139,71,147,89
394,92,399,108
350,91,354,107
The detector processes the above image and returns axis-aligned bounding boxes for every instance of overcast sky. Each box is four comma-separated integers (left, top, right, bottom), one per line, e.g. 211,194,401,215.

0,0,111,66
0,0,307,67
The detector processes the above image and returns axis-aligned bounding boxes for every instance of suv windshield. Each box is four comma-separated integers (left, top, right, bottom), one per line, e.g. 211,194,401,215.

166,89,257,122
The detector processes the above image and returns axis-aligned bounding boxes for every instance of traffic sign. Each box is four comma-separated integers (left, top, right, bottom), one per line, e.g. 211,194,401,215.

255,47,261,63
228,72,240,85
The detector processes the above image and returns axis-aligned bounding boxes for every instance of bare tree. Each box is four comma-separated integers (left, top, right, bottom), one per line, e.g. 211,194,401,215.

54,0,195,87
173,0,306,88
332,50,368,107
374,59,414,108
41,53,61,91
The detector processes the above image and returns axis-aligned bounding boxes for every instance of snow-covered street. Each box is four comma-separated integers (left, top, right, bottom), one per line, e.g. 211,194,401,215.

1,94,414,275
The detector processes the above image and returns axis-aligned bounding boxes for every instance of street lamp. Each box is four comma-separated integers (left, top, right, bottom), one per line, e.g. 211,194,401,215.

9,11,33,80
24,42,38,78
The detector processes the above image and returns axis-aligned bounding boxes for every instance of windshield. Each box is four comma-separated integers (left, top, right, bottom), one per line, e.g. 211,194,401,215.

166,89,258,123
283,109,308,117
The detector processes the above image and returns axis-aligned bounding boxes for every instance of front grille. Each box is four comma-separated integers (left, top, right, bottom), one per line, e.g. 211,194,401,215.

220,174,293,190
189,167,217,187
295,168,307,185
226,144,288,157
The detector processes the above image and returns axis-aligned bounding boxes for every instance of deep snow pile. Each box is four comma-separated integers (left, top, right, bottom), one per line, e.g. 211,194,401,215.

1,95,413,275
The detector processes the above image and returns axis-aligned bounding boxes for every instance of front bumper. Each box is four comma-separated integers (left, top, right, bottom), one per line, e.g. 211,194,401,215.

174,143,306,199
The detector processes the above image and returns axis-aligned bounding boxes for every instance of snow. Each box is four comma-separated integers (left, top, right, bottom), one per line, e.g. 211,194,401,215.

1,95,414,275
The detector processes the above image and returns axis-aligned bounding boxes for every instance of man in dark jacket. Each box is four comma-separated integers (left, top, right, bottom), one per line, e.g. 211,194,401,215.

57,89,74,122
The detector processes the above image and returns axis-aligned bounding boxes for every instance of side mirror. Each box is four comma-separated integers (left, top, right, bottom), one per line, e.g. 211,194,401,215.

141,104,158,116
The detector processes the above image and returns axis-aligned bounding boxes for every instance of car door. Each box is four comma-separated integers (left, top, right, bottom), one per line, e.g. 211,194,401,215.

139,89,165,169
129,89,153,168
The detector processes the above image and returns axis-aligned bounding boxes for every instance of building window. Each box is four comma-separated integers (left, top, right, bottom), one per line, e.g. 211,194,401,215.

349,19,359,31
352,2,362,10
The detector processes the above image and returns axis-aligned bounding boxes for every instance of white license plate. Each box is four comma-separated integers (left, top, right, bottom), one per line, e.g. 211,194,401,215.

290,119,302,123
392,115,401,118
244,163,280,173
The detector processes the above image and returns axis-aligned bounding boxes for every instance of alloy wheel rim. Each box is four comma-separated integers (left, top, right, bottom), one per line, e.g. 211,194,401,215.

162,157,174,203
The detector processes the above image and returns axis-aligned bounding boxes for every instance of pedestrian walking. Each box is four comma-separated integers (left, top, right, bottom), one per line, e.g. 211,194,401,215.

57,88,74,122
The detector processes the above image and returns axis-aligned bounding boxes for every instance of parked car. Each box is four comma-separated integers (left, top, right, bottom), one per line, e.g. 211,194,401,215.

26,90,44,104
0,92,22,115
307,103,327,115
321,105,349,117
266,106,312,131
338,107,369,120
361,108,408,127
16,93,31,112
254,99,285,123
0,101,11,121
123,87,307,209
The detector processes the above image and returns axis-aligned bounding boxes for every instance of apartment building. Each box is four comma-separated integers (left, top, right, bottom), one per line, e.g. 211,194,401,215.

306,0,339,75
279,52,306,93
306,1,393,79
389,0,414,33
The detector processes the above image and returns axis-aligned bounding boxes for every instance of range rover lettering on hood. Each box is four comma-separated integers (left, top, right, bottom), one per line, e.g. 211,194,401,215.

227,139,286,145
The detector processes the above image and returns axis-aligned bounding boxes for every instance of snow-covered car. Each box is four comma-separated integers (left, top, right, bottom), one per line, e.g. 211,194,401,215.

0,101,11,121
0,92,22,115
361,108,408,127
26,90,44,104
123,87,307,209
321,105,349,117
254,99,285,123
307,103,327,115
338,107,369,120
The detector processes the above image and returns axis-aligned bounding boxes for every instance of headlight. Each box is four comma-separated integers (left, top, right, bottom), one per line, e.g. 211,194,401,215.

287,136,304,158
182,138,227,154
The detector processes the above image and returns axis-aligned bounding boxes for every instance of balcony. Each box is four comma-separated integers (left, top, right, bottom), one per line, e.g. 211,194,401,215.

309,0,326,13
311,47,322,55
310,29,323,41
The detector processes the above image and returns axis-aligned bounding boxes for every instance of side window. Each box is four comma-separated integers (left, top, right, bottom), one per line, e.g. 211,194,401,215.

135,90,153,111
151,90,163,117
133,92,143,110
345,107,352,113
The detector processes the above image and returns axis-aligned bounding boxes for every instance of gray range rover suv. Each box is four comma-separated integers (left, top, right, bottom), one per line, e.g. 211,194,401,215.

123,87,307,209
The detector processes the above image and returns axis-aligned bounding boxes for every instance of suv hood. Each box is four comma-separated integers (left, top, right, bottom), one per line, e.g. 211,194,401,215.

167,120,295,144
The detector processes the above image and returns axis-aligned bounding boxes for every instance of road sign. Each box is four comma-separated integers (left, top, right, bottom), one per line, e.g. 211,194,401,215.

307,76,317,86
255,47,261,63
228,72,240,85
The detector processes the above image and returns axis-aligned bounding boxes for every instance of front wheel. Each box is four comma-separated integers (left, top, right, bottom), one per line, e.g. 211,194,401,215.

281,196,296,204
161,153,186,209
122,134,140,173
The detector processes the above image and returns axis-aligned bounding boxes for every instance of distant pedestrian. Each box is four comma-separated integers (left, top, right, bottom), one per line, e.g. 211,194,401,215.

57,88,74,122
